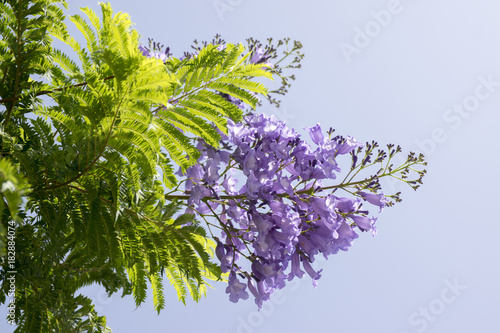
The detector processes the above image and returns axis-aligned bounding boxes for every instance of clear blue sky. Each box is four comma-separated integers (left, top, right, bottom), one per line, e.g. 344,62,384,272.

3,0,500,332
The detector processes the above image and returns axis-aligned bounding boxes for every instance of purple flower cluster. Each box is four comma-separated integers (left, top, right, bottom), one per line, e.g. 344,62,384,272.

180,114,387,308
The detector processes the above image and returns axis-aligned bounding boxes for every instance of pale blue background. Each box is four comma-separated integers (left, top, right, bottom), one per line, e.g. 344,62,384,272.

3,0,500,332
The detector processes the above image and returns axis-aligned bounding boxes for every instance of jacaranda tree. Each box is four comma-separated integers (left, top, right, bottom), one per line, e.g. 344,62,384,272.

0,1,426,332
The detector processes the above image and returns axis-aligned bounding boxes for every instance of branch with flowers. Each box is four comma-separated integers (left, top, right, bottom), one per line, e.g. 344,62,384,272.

142,36,426,308
172,114,425,308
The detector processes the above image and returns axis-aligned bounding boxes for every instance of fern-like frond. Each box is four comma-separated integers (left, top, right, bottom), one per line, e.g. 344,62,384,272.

150,272,165,314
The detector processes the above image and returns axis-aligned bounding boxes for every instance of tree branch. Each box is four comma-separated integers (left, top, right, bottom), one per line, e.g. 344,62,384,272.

0,76,115,104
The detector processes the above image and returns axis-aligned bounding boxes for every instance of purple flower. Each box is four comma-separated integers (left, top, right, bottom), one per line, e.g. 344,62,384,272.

329,221,359,254
226,272,249,303
204,163,220,184
247,278,271,309
219,247,238,273
242,150,258,176
305,124,325,146
215,239,225,262
271,174,294,195
359,191,387,212
246,173,261,198
225,204,248,227
288,251,305,280
297,234,320,258
336,136,363,155
250,47,265,64
301,258,322,288
350,215,377,235
335,196,362,214
139,45,149,56
252,212,274,236
183,163,203,191
251,260,284,285
187,184,211,206
222,175,238,195
310,195,337,218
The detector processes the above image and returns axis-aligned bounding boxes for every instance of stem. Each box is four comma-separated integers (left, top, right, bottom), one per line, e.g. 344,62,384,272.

67,184,178,233
152,74,218,115
0,76,115,105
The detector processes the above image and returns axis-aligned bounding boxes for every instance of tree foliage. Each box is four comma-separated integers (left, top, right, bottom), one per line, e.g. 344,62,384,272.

0,1,274,331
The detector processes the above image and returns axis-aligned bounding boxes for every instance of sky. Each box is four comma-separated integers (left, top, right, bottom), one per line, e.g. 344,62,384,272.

3,0,500,332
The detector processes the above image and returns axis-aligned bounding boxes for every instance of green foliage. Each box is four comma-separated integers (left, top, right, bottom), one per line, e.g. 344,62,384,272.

0,1,273,331
161,42,271,151
0,157,30,257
